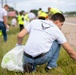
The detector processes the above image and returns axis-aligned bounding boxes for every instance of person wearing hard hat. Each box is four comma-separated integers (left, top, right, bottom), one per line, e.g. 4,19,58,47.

48,7,62,18
37,8,43,17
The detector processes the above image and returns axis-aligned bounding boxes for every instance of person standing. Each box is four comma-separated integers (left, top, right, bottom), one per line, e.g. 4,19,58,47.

0,4,9,42
37,8,43,18
18,12,24,31
38,8,48,20
17,13,76,73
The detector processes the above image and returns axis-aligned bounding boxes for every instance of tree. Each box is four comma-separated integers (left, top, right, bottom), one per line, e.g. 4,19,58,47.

9,7,15,11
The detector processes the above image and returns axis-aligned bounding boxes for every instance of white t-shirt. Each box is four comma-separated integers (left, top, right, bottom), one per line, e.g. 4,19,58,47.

24,19,67,57
28,12,36,19
0,8,7,21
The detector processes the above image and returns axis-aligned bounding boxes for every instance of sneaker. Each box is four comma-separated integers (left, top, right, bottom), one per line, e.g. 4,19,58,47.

45,66,52,72
23,62,33,73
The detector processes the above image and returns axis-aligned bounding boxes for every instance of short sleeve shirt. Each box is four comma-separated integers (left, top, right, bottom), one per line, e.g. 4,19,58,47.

24,19,67,57
28,12,36,19
0,8,7,21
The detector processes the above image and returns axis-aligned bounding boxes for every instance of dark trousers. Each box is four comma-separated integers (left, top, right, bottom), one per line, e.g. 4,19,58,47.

0,21,7,41
19,24,24,31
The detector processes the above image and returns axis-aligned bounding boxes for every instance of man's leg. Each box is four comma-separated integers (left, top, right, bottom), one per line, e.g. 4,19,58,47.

20,25,24,31
23,53,36,72
23,40,61,72
2,26,7,42
0,22,7,42
46,40,61,69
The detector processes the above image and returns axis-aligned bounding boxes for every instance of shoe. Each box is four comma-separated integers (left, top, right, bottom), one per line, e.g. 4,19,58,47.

45,66,52,72
23,62,33,73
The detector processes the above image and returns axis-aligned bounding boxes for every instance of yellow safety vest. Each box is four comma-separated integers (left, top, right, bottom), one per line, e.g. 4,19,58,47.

24,14,29,22
50,8,61,14
18,15,24,25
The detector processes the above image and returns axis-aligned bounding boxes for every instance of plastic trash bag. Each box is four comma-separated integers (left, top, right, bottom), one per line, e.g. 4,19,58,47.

1,45,24,72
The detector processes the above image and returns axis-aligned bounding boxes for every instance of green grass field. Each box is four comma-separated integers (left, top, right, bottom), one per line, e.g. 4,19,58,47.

0,26,76,75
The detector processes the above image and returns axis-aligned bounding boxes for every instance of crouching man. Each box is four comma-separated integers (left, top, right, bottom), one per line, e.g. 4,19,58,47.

17,13,76,73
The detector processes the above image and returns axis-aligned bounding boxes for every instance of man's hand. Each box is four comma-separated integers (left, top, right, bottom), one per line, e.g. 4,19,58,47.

16,43,23,46
6,25,9,32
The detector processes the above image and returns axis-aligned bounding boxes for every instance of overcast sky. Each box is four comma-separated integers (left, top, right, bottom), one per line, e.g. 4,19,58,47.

0,0,76,12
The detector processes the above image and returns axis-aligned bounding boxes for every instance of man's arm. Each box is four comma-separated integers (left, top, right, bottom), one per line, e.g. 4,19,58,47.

17,28,29,44
62,42,76,61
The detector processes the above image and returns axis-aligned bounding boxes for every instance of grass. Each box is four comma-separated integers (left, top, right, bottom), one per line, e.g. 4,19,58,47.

0,26,76,75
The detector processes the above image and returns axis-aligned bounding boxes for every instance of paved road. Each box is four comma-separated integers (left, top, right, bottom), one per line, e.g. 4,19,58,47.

65,17,76,24
61,17,76,47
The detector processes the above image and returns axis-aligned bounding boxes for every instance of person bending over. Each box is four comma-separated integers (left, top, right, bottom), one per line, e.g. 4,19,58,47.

17,13,76,73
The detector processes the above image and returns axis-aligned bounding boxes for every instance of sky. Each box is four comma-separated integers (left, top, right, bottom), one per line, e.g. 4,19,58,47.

0,0,76,12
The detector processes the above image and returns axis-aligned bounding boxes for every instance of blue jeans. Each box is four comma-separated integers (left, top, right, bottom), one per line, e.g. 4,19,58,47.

23,40,61,70
0,21,7,41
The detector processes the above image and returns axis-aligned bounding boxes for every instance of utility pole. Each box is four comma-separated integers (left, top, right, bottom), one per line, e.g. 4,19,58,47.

1,0,4,7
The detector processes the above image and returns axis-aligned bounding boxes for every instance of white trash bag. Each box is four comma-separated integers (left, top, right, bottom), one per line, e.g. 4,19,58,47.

1,45,24,72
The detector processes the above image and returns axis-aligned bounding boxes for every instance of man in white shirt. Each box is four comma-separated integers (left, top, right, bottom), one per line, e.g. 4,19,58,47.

0,4,9,42
17,13,76,73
